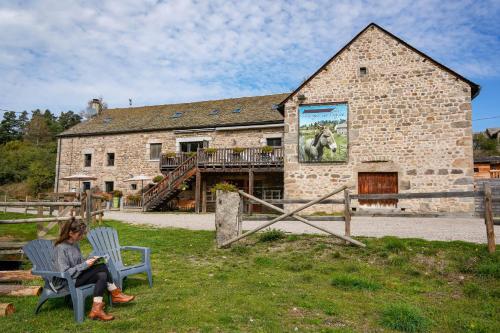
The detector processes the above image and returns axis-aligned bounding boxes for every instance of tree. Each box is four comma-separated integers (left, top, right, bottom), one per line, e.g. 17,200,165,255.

473,133,499,157
24,114,51,145
18,111,29,136
27,159,55,195
58,111,82,131
0,111,21,144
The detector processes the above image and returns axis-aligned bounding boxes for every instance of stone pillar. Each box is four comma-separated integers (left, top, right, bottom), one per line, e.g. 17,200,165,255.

215,190,240,247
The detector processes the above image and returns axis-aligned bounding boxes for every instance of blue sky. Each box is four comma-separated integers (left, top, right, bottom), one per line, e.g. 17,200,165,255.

0,0,499,131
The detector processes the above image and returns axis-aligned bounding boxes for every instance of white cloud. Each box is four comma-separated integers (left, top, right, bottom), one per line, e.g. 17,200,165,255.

0,0,498,113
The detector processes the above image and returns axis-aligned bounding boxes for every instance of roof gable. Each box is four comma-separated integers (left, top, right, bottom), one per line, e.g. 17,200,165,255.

279,23,480,107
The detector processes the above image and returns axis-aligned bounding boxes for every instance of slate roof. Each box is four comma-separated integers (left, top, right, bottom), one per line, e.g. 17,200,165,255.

59,93,287,137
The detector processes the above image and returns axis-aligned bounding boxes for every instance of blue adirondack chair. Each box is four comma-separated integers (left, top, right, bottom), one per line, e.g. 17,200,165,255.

87,227,152,290
23,239,111,323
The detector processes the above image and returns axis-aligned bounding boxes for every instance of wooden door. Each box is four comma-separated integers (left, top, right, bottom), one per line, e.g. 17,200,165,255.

358,172,398,207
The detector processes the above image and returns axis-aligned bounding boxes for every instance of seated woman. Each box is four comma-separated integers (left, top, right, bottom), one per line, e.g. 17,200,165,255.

52,217,135,321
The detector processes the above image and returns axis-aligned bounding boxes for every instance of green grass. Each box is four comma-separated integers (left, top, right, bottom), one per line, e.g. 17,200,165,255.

381,303,430,332
0,212,499,332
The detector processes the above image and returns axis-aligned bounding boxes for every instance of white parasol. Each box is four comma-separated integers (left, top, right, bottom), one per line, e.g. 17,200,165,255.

60,173,97,194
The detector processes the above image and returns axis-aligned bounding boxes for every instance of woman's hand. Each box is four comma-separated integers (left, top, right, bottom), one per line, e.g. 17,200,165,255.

85,256,98,267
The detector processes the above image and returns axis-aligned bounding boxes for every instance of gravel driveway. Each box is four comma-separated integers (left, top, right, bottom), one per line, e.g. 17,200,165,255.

104,211,500,244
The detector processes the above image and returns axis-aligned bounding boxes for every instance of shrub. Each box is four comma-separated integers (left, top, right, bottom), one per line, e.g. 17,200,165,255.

330,273,381,291
380,303,429,332
204,148,217,154
210,182,237,194
126,194,141,201
261,145,273,153
258,229,285,242
232,147,245,154
165,151,176,158
152,175,164,183
187,151,197,157
112,190,123,197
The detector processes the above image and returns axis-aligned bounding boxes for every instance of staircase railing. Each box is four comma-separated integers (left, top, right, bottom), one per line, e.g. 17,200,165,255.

143,155,197,208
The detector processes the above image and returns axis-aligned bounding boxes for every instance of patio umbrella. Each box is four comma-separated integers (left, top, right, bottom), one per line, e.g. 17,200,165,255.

60,173,97,195
125,174,152,210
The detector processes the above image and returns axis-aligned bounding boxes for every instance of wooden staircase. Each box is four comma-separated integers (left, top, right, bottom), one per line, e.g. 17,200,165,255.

143,155,197,211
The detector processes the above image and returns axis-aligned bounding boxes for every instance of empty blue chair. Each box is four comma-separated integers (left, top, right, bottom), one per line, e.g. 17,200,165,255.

23,239,110,323
87,227,152,290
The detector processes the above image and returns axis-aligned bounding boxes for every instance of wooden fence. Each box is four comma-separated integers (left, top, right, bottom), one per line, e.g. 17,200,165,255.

241,187,498,253
0,190,106,261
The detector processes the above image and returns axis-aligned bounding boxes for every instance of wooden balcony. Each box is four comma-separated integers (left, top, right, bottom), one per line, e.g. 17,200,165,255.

160,147,284,172
491,170,500,178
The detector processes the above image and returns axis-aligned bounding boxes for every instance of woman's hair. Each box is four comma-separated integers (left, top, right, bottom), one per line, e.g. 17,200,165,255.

54,217,87,246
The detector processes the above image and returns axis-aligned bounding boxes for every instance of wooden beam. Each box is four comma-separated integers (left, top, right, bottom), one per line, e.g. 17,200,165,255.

0,285,42,296
344,189,351,238
195,169,201,214
202,179,207,213
268,199,345,204
0,270,41,282
352,191,476,200
0,216,83,224
0,202,81,207
248,170,254,215
0,303,15,317
484,183,496,254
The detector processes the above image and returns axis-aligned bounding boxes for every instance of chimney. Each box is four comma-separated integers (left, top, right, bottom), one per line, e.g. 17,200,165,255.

90,98,102,114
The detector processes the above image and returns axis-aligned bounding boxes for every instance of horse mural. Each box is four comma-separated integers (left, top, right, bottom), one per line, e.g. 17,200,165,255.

299,126,337,162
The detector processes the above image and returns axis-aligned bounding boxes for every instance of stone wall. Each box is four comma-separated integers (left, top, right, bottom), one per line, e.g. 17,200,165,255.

56,127,283,194
283,25,475,214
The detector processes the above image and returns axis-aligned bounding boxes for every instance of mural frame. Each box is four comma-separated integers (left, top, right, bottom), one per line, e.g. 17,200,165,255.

297,102,349,164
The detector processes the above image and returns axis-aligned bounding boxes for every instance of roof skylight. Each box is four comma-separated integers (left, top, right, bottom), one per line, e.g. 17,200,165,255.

209,109,220,115
232,108,241,113
171,112,183,118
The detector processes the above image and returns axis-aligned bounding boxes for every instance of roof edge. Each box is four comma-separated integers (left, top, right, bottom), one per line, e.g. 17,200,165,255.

279,22,480,106
57,120,284,138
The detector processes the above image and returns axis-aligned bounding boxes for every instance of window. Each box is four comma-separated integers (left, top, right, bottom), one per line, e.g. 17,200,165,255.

474,167,479,172
359,67,368,76
107,153,115,166
266,137,282,147
84,154,92,167
105,181,114,193
130,183,137,190
82,181,91,191
180,141,204,153
150,143,162,160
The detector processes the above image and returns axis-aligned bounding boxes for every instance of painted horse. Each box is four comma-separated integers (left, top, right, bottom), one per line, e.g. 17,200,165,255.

299,126,337,162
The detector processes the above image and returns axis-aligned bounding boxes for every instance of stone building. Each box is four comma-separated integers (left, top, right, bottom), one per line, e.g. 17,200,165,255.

56,23,480,214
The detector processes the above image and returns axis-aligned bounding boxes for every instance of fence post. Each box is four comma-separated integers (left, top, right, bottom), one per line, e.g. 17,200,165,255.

85,190,92,225
484,183,496,253
36,206,44,238
344,189,351,238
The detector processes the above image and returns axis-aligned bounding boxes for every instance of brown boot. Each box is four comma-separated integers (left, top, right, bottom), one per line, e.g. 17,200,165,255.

88,302,114,321
111,288,135,304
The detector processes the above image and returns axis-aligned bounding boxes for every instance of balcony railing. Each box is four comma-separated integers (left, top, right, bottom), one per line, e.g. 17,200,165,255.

160,147,284,171
491,170,500,178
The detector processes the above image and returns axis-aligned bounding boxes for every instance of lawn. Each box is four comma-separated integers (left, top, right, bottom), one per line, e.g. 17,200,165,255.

0,212,499,332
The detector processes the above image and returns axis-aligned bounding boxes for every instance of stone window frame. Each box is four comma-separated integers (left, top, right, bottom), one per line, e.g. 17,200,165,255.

359,66,368,77
175,136,212,153
147,140,163,161
261,133,283,147
105,151,116,168
81,148,94,168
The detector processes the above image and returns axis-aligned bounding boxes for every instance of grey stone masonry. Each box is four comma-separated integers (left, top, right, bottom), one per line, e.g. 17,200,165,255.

283,25,475,214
